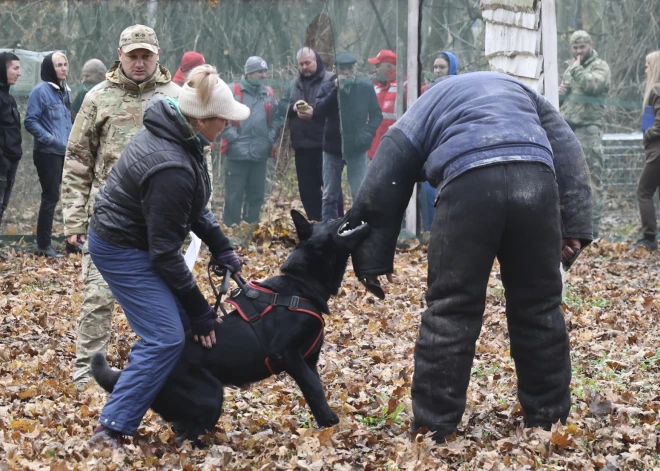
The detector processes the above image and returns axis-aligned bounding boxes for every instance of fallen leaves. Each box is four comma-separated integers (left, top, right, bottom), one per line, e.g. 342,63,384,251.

1,214,660,469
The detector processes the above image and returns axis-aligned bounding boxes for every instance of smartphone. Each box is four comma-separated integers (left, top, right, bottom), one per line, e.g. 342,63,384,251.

297,103,309,111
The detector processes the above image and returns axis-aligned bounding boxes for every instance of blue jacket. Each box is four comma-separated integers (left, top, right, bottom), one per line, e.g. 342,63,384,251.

440,51,458,76
396,72,561,190
25,81,72,155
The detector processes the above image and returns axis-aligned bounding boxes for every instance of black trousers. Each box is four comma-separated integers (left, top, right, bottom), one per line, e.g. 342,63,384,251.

412,162,570,440
294,148,324,221
636,151,660,240
0,154,20,227
33,150,64,248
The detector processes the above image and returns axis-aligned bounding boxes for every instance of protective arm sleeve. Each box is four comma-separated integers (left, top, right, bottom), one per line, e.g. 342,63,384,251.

536,94,594,246
349,127,426,278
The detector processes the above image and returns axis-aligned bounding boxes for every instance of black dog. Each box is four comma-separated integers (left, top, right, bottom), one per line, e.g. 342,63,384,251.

91,210,369,445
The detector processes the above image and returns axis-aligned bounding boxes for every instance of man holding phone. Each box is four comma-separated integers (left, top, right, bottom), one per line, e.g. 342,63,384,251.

280,47,336,221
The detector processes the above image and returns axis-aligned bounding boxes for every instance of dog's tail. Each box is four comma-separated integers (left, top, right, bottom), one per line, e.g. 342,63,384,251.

91,352,121,393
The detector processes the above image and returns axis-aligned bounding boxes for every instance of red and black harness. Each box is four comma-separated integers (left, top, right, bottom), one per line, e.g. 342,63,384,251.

211,267,324,376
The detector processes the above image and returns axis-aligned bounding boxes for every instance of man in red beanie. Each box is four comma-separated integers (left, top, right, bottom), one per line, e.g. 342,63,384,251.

173,51,205,86
367,49,405,159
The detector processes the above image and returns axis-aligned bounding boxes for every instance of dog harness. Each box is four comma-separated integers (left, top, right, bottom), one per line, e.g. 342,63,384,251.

224,281,325,375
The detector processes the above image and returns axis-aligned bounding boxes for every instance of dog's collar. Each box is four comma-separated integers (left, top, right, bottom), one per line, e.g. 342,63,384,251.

279,270,331,307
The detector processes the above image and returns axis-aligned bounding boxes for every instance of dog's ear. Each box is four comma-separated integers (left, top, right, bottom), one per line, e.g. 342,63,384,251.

291,209,313,241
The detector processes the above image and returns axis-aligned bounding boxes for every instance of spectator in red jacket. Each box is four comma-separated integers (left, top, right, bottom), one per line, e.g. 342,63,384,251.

367,49,406,159
173,51,205,87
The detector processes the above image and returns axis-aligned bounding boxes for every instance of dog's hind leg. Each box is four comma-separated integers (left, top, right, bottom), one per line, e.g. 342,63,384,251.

283,351,338,427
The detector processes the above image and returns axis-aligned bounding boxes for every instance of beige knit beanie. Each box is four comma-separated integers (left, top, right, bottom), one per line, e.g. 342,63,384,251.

178,67,249,121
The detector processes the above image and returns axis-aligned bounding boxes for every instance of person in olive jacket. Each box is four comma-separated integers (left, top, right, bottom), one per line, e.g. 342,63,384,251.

314,51,383,221
87,66,248,448
0,52,22,260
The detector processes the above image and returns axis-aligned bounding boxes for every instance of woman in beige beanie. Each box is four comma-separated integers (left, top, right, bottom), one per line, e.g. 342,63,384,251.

86,65,249,448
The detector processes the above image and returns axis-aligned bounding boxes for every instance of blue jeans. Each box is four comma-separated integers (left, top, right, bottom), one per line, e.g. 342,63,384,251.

420,181,437,232
322,151,367,220
88,229,188,435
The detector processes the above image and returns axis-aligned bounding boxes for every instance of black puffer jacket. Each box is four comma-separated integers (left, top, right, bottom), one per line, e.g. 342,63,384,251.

91,95,232,318
0,52,22,161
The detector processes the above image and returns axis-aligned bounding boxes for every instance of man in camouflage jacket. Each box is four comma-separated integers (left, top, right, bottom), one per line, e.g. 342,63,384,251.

559,30,611,237
61,24,180,389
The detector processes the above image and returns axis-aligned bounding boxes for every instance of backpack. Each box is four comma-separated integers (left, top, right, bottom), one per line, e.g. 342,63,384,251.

220,81,276,157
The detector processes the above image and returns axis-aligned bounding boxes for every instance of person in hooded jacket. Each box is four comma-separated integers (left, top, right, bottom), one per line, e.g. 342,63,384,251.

25,52,73,258
419,51,459,232
0,52,22,260
421,51,458,94
280,47,337,221
87,65,248,448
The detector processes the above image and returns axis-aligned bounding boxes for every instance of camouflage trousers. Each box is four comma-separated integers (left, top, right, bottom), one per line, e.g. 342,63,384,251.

73,241,116,386
573,125,604,237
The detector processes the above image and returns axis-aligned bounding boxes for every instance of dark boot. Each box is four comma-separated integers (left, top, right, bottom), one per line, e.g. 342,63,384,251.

66,241,83,255
634,237,658,252
90,425,124,450
36,246,63,258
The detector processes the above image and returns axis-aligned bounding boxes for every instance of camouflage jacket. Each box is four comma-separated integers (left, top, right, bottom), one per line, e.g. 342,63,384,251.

559,50,611,128
61,62,180,236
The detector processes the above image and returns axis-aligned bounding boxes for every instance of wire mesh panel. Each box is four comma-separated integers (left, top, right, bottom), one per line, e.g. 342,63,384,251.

0,0,657,241
602,133,645,197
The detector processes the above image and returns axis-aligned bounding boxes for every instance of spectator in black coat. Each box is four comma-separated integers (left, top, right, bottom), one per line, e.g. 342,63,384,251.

0,52,22,260
280,47,336,221
314,51,382,221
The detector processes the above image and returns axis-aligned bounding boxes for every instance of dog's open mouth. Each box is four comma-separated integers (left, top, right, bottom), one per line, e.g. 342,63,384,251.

338,220,367,237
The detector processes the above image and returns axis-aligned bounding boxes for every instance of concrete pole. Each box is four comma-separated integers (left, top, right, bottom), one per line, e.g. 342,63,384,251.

403,0,420,234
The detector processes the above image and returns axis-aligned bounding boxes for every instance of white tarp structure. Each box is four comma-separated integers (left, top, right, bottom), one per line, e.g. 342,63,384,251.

480,0,559,108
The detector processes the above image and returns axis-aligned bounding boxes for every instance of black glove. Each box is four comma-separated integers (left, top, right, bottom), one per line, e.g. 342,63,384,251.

211,249,241,273
190,304,217,338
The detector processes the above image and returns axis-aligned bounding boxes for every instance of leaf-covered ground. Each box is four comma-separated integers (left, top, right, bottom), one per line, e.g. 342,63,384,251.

1,206,659,470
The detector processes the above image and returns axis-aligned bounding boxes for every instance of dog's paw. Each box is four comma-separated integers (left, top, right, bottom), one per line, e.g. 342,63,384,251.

316,409,339,427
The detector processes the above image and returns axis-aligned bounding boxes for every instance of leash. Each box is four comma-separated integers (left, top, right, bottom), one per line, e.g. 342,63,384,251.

207,262,246,316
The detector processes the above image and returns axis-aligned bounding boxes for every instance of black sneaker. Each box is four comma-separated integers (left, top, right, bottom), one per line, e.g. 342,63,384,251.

35,246,63,258
65,241,82,255
634,238,658,252
90,425,124,449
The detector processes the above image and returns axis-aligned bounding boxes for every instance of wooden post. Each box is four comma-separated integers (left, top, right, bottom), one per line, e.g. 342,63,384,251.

403,0,420,234
541,0,559,109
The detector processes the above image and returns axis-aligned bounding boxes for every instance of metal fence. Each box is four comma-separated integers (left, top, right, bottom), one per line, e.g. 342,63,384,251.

602,133,645,198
